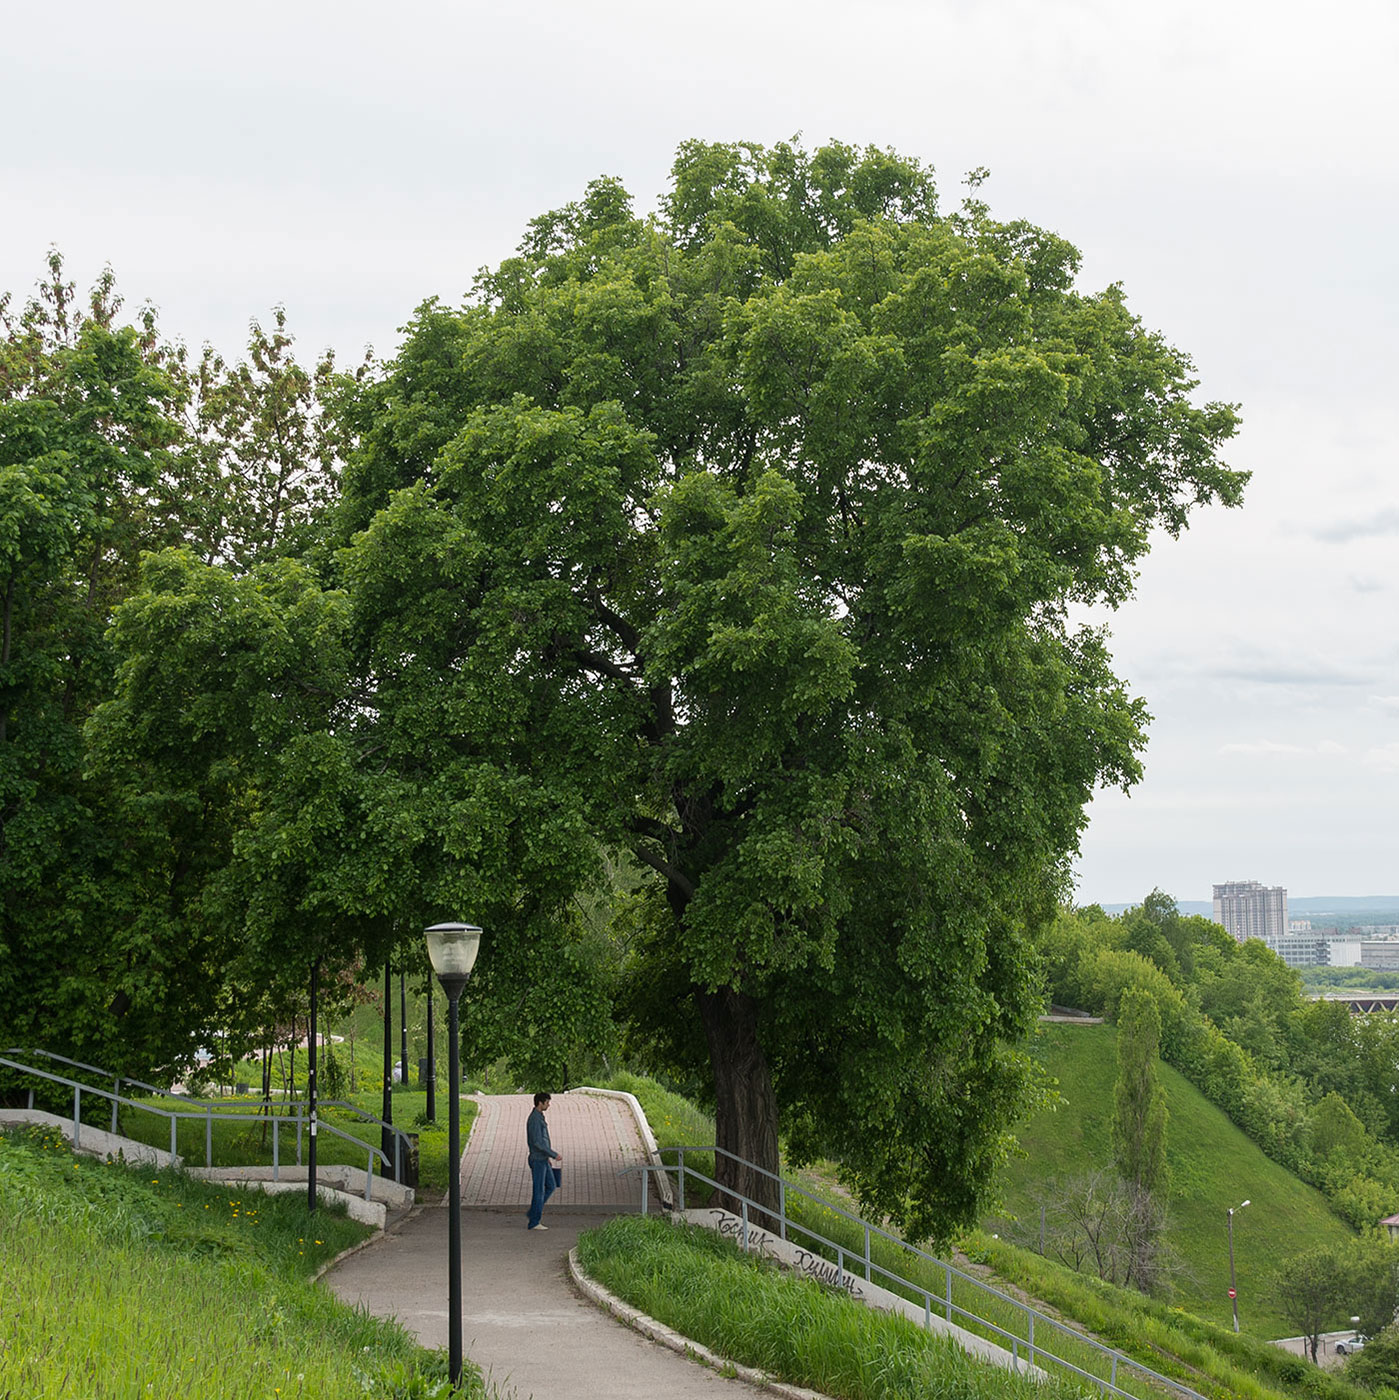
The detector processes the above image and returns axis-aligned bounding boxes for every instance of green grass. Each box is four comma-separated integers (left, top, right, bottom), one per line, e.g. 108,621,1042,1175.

986,1023,1356,1336
578,1214,1081,1400
967,1232,1375,1400
0,1125,496,1398
108,1089,476,1199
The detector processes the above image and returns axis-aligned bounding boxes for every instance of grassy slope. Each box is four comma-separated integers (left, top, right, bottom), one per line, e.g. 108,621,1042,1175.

985,1022,1354,1337
0,1125,488,1399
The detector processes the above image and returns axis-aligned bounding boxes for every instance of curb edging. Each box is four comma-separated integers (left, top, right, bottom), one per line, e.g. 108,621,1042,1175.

567,1247,832,1400
568,1085,675,1209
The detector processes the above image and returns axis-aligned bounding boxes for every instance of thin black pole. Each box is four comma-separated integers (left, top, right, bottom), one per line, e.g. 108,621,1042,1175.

1228,1208,1239,1332
425,986,437,1123
399,968,408,1095
444,979,465,1387
308,961,319,1213
381,959,394,1178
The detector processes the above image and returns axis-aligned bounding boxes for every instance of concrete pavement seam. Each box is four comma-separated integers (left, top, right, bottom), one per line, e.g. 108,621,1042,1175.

567,1248,832,1400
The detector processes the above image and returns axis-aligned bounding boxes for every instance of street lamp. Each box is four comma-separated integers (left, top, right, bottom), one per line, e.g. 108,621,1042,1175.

1228,1198,1251,1333
425,921,482,1389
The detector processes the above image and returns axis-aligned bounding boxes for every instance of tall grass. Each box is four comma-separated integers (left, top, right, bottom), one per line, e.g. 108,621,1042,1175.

578,1215,1080,1400
0,1126,496,1398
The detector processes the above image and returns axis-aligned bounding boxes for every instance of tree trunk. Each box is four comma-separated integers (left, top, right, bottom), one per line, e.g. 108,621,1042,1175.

697,987,782,1227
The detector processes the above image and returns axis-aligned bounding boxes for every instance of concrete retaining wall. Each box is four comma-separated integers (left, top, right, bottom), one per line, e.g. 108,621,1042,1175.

0,1108,180,1169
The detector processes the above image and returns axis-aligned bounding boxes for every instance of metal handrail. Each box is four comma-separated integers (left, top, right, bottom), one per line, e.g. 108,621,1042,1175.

5,1046,414,1178
0,1052,406,1200
629,1144,1205,1400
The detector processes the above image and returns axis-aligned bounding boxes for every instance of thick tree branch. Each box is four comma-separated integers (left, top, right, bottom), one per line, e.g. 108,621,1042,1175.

629,842,696,901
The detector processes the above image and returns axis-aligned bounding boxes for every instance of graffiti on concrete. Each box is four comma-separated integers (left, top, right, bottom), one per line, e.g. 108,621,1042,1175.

794,1248,865,1297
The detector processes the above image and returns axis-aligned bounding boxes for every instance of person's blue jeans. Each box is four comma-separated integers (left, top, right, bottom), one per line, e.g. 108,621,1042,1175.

527,1158,556,1228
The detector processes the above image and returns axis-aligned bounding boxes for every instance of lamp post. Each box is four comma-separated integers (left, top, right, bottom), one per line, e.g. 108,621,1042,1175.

307,960,319,1213
1228,1198,1251,1332
425,921,482,1389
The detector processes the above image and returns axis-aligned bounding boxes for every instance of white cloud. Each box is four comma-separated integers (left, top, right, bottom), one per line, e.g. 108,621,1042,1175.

1365,744,1399,772
1218,740,1349,758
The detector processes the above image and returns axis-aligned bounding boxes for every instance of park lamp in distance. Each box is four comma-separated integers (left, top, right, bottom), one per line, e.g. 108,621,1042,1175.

425,922,482,994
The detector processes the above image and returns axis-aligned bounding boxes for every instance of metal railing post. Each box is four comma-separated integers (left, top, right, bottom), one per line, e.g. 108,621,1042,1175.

170,1113,177,1158
837,1247,845,1291
27,1088,34,1110
944,1262,953,1320
296,1106,303,1166
864,1222,871,1280
677,1149,685,1213
740,1199,749,1252
1028,1311,1035,1364
641,1166,649,1215
273,1119,280,1179
205,1107,213,1167
779,1179,787,1240
365,1152,374,1200
111,1079,120,1134
72,1085,81,1149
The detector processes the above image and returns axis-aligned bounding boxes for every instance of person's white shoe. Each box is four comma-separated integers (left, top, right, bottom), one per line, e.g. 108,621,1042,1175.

529,1223,548,1230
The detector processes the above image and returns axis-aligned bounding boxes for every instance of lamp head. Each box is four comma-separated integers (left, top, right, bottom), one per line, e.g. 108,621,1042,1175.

425,922,482,991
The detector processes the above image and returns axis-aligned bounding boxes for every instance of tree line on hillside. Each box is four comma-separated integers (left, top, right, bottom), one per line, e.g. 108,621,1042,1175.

1046,896,1399,1231
0,140,1245,1244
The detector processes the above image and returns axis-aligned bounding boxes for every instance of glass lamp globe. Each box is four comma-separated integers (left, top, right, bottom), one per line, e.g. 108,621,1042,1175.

425,922,482,982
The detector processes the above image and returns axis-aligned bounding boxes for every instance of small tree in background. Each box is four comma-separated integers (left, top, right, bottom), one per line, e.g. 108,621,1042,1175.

1113,986,1169,1287
1272,1243,1362,1362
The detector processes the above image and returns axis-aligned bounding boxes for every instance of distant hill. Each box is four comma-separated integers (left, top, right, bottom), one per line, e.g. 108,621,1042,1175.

986,1022,1355,1337
1097,896,1399,918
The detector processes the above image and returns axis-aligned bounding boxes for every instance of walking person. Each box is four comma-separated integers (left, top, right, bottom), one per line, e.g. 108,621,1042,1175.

525,1092,563,1230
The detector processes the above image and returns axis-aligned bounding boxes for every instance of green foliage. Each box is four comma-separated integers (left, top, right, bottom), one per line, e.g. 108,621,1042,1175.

1343,1324,1399,1391
0,256,366,1079
1270,1243,1359,1360
333,137,1242,1243
1113,987,1168,1197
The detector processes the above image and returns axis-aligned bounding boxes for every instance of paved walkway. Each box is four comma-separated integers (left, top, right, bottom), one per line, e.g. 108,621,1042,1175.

460,1091,646,1212
328,1209,755,1398
327,1090,765,1398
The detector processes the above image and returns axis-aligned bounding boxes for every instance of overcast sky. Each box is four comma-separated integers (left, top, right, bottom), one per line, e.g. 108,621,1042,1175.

7,0,1397,906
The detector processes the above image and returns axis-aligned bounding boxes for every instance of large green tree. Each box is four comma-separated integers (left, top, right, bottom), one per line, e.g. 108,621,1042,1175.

334,139,1243,1240
0,259,195,1067
0,256,363,1078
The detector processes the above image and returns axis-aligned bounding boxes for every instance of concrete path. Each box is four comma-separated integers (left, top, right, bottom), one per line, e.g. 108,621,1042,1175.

327,1090,764,1398
329,1208,757,1399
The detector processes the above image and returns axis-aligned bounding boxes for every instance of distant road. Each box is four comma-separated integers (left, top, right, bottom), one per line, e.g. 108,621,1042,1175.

1309,992,1399,1012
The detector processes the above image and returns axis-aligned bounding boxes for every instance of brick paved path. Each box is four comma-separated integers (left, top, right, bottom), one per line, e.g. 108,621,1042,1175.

460,1090,647,1212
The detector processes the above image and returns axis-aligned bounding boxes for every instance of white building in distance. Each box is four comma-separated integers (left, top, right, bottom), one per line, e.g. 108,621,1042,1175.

1213,880,1289,944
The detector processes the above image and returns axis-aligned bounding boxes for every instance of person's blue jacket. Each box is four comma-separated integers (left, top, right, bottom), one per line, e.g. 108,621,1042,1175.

526,1107,556,1163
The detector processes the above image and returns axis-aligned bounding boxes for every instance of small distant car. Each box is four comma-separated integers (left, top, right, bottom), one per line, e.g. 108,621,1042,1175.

1337,1335,1367,1356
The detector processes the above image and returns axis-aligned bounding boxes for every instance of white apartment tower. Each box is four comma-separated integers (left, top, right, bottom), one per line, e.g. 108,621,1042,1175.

1212,880,1288,944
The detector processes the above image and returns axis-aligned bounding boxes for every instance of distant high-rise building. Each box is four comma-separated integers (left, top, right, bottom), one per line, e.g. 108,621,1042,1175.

1213,880,1288,944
